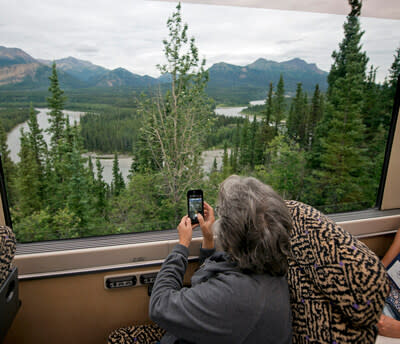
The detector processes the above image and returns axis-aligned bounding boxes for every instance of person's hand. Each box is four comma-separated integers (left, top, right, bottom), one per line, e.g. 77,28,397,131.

378,314,400,338
197,201,215,249
177,215,194,248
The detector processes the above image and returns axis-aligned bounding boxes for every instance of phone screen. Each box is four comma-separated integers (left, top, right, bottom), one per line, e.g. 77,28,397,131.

187,190,203,224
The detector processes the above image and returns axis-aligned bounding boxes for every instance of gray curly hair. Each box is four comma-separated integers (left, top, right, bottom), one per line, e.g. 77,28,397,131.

213,175,291,276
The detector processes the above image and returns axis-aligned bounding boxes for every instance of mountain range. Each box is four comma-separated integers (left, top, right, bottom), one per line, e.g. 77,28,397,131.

0,46,328,101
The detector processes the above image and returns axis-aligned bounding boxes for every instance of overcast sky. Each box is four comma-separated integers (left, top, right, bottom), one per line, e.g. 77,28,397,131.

1,0,400,82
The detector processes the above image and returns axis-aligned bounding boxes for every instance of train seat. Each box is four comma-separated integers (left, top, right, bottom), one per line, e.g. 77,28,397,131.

0,225,20,343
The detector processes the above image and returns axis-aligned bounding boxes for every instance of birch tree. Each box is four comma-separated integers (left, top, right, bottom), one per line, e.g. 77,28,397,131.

138,3,212,221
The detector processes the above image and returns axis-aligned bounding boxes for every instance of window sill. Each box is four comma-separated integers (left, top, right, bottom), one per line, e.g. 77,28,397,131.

13,207,400,277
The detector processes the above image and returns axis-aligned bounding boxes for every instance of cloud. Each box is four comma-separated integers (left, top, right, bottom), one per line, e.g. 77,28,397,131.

277,39,305,45
0,0,399,81
75,45,99,53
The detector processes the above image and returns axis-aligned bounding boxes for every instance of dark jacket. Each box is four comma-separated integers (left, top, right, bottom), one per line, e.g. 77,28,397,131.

149,244,292,344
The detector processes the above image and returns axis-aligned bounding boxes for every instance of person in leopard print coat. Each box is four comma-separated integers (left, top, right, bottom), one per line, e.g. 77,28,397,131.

286,200,390,344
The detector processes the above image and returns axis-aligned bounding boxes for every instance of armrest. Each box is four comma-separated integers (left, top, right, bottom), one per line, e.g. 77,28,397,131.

0,267,21,342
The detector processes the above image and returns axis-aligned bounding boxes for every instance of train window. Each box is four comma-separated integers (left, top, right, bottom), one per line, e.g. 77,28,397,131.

1,0,400,243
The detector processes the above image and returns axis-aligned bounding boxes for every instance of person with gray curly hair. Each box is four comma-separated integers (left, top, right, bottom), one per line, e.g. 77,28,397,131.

149,175,292,344
214,175,292,276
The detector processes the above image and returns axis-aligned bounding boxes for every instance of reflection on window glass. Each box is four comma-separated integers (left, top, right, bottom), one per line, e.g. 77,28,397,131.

0,1,399,242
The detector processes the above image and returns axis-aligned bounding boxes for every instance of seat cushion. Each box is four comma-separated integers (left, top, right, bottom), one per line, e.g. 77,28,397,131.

0,225,16,286
108,324,165,344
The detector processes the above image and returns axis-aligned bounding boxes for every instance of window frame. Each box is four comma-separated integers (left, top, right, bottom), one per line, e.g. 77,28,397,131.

1,13,400,280
6,76,400,277
0,154,12,228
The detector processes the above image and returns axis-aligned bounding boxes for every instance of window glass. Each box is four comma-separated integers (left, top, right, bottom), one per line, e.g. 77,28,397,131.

1,1,400,242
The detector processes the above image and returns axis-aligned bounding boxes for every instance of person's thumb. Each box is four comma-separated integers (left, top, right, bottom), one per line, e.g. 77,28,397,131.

197,212,205,226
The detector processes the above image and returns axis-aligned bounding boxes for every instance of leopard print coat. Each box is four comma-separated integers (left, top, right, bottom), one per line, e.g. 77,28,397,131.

286,201,390,344
108,324,165,344
0,225,16,285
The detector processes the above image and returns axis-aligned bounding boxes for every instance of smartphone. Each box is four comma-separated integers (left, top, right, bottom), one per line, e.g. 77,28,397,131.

187,189,204,224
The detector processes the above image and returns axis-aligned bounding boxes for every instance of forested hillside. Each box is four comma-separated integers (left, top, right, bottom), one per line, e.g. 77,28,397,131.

207,58,328,104
0,45,327,106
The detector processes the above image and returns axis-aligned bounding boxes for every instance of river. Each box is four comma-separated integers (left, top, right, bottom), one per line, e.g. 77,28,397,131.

214,100,264,118
7,108,84,162
6,104,260,184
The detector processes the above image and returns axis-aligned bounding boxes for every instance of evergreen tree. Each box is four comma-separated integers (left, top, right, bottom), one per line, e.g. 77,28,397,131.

249,115,258,168
287,83,308,147
14,105,46,218
327,0,367,103
27,105,47,167
256,83,276,164
86,155,96,199
26,104,47,201
362,67,386,138
0,123,10,162
45,64,69,211
310,0,371,209
260,135,306,200
388,47,400,96
222,141,230,177
273,74,285,135
253,118,265,166
230,121,240,173
301,92,309,148
211,157,218,173
0,122,14,195
308,84,324,149
47,63,67,147
239,116,251,170
88,156,95,181
378,46,400,133
111,153,125,196
65,135,92,234
16,129,42,216
95,158,108,218
265,82,273,125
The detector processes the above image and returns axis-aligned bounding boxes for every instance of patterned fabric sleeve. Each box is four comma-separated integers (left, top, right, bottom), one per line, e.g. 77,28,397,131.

287,201,390,332
0,225,16,285
108,324,165,344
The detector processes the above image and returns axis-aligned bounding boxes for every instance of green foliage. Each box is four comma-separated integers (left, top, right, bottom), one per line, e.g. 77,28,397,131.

47,63,67,146
109,173,176,232
0,121,16,205
308,84,324,149
15,129,42,216
11,64,113,242
239,116,251,169
204,115,241,149
388,46,400,94
80,107,141,153
287,83,309,147
256,135,306,200
0,107,31,132
306,0,376,211
13,207,81,242
94,158,108,218
135,3,213,221
273,74,286,134
111,152,125,196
